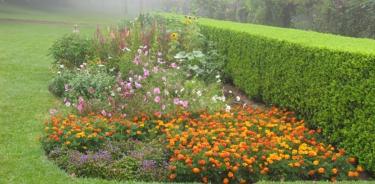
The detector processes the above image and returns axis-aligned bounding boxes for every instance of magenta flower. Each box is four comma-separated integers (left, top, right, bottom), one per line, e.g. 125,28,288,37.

133,56,140,65
143,68,150,78
173,98,180,105
170,63,177,68
77,96,85,114
180,100,189,108
153,87,161,95
154,96,161,103
135,82,142,89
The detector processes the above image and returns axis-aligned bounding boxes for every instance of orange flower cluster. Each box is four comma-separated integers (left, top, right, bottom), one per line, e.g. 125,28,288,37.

158,106,363,183
43,114,150,151
43,106,364,183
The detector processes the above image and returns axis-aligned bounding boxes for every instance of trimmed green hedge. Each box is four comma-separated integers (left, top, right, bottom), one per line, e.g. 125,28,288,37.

164,14,375,173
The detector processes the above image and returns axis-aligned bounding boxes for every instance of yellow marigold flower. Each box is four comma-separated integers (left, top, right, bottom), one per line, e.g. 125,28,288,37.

313,160,319,165
170,32,179,41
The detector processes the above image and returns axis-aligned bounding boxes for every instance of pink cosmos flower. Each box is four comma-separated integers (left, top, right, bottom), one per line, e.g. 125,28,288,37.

135,82,142,89
173,98,180,105
49,109,58,115
153,87,161,95
143,68,150,78
180,100,189,108
77,96,85,114
154,96,161,103
170,63,177,68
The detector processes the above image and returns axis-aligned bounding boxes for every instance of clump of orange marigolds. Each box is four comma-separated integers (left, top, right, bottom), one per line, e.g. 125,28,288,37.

42,113,153,151
158,106,364,183
42,106,365,183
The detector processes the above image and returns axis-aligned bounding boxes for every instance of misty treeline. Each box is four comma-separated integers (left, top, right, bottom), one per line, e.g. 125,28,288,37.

2,0,374,38
1,0,167,17
166,0,375,39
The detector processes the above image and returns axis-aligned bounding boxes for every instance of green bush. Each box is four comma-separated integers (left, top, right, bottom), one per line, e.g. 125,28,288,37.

50,34,94,69
163,15,375,173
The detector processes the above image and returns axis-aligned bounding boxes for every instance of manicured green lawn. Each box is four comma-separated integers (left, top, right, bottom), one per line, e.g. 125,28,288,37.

0,4,372,184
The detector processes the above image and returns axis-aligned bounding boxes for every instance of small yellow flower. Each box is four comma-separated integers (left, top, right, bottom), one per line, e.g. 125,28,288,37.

170,32,179,41
64,141,71,145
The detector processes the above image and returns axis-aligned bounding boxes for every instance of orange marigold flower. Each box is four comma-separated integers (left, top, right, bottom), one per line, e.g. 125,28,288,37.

169,173,176,180
223,178,229,184
198,159,206,166
348,157,356,164
318,167,325,174
228,171,234,178
356,165,364,172
332,168,338,175
192,167,200,174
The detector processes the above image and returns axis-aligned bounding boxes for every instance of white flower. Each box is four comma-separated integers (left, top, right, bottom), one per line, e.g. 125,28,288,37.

196,90,202,97
164,89,170,96
225,105,231,112
117,87,122,92
129,77,133,82
217,79,221,83
111,91,115,97
108,56,112,60
211,95,218,102
98,64,105,67
180,88,185,93
236,96,241,102
229,90,233,94
216,75,221,79
59,65,65,69
57,71,61,74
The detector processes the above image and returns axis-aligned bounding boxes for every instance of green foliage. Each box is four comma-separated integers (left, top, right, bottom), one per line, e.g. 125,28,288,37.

166,0,375,39
183,16,375,173
49,34,94,69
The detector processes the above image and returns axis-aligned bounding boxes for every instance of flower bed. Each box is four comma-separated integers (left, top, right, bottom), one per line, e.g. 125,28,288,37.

42,14,367,183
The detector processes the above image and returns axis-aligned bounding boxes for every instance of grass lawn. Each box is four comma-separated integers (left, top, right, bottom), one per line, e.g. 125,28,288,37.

0,4,372,184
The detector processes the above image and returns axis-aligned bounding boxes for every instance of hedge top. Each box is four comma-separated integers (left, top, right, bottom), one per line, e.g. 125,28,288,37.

162,13,375,55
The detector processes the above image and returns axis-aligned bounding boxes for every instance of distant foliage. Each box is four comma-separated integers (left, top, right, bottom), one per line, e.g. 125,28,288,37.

166,0,375,39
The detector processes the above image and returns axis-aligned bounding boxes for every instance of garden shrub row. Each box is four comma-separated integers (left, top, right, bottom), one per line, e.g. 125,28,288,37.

163,14,375,173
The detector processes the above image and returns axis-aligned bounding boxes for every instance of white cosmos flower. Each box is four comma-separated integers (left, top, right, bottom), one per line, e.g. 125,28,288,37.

196,90,202,97
225,105,231,112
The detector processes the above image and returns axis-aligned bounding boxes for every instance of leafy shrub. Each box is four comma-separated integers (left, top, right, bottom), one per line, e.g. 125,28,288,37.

184,15,375,173
63,65,115,104
48,70,72,97
50,34,94,69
